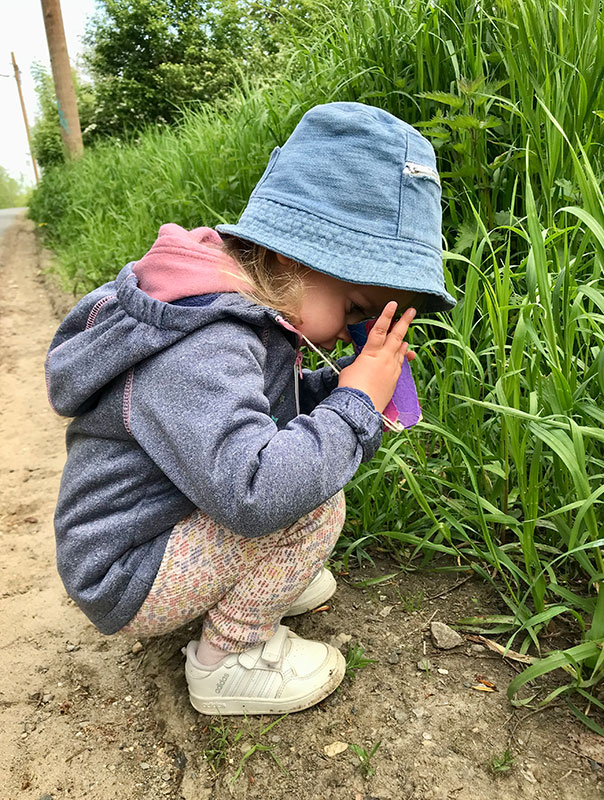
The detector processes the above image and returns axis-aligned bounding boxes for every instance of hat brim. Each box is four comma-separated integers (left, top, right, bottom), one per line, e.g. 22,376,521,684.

217,198,456,313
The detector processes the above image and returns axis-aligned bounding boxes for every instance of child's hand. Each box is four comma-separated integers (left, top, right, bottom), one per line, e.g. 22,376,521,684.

337,302,416,413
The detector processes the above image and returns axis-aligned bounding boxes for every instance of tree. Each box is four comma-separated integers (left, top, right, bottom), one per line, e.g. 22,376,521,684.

82,0,337,136
0,167,29,209
30,64,98,169
31,0,341,160
83,0,254,135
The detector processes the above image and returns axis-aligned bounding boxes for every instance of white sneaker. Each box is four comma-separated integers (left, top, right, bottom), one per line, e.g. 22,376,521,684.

284,567,337,616
185,625,345,716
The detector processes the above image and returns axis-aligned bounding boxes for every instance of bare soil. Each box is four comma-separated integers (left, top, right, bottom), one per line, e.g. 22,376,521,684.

2,216,604,800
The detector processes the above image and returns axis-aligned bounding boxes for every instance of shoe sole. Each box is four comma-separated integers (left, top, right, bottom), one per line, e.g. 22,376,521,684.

188,648,346,716
284,570,337,617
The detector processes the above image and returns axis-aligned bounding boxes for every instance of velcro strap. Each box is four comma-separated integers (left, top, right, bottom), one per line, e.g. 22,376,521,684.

261,625,289,664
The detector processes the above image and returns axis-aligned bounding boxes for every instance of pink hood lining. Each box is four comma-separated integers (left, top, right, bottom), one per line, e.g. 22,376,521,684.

133,224,252,303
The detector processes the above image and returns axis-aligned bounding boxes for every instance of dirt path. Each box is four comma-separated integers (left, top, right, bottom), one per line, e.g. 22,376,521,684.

1,217,603,800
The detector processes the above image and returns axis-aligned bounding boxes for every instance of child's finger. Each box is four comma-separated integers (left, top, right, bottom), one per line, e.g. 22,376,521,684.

384,307,416,353
364,301,398,351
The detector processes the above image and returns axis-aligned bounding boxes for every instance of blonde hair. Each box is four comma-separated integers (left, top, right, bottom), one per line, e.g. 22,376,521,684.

221,235,305,321
221,235,430,321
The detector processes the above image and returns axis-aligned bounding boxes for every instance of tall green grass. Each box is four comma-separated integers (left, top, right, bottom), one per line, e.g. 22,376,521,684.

31,0,604,730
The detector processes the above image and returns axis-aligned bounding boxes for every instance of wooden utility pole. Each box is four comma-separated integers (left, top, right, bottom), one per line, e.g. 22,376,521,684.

11,53,40,184
40,0,83,159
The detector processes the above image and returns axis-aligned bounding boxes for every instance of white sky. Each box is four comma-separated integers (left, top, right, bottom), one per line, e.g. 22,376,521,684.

1,0,97,184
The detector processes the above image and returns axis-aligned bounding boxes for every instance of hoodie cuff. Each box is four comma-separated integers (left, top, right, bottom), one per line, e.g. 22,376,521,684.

321,387,383,461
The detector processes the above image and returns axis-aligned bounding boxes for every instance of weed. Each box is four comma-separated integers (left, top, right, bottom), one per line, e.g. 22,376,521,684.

489,748,515,775
230,715,288,784
201,717,240,774
201,714,288,782
345,644,376,679
393,587,424,613
350,740,382,778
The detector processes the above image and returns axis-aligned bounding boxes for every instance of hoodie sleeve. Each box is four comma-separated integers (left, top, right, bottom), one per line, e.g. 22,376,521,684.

298,355,356,414
128,321,382,538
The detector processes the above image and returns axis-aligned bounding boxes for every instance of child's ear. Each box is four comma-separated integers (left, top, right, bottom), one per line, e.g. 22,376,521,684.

274,252,292,266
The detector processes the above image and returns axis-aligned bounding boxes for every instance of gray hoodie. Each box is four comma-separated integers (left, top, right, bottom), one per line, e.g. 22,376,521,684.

46,225,383,634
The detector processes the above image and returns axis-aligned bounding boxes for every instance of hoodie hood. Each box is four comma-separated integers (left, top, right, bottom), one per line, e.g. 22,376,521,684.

46,226,279,418
132,224,251,301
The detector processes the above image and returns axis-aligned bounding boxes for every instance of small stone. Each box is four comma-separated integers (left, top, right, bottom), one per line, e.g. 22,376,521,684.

38,795,53,800
393,709,406,723
521,767,537,784
417,658,431,672
131,641,144,655
140,762,150,770
324,741,348,757
270,734,281,743
328,633,352,649
387,650,400,665
380,605,394,618
240,741,253,754
411,707,426,719
422,732,433,740
470,643,486,654
42,693,54,703
430,621,464,649
65,642,80,652
437,668,449,675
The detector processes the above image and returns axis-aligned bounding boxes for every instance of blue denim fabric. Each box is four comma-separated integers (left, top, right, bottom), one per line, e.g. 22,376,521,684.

217,102,455,312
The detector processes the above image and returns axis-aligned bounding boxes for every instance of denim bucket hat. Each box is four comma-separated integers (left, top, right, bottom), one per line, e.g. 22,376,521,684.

217,102,456,312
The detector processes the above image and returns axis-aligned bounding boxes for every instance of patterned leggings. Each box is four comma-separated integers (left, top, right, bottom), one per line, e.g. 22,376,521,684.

121,491,345,652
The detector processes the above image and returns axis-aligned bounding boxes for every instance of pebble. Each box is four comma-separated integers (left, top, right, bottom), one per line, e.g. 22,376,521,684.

131,641,144,655
430,621,464,649
65,642,80,652
324,741,348,757
42,693,54,703
387,650,400,665
417,657,431,672
521,767,538,784
38,795,53,800
437,668,449,675
470,643,487,654
380,605,394,617
140,762,150,770
422,732,433,740
329,633,352,649
393,709,407,723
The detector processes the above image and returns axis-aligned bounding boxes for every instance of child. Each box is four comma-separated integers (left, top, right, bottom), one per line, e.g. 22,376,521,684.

46,102,455,716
